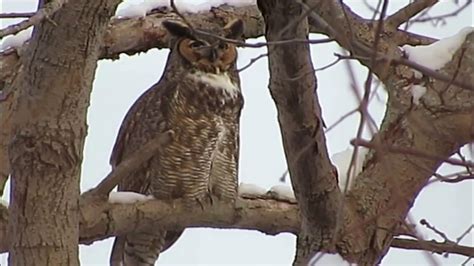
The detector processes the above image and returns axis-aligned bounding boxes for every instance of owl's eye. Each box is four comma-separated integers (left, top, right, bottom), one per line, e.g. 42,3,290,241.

189,40,205,48
218,42,228,49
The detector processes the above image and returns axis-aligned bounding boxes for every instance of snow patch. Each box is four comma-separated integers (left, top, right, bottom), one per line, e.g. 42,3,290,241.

268,185,296,202
115,0,256,18
238,182,266,196
0,199,8,207
402,27,474,73
116,4,148,18
410,84,427,105
0,27,33,51
109,191,154,204
331,147,369,191
399,27,473,105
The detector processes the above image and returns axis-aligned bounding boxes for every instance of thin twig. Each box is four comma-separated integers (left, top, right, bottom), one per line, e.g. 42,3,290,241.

352,138,474,168
195,29,334,48
457,224,474,244
170,0,196,34
392,238,474,257
237,53,268,72
335,53,474,92
420,219,452,243
0,12,35,19
408,0,472,25
457,151,474,175
314,56,342,72
324,108,358,134
433,173,474,183
0,0,68,39
279,170,289,183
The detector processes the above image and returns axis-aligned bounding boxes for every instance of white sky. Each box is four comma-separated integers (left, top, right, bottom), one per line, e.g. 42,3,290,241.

1,0,473,265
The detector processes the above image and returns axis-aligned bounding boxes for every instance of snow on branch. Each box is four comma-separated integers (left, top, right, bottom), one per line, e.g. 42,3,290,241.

115,0,256,19
0,27,33,52
402,27,474,80
331,147,369,191
108,191,154,204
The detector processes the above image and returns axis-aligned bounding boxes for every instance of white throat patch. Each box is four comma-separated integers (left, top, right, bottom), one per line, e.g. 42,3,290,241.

190,72,240,96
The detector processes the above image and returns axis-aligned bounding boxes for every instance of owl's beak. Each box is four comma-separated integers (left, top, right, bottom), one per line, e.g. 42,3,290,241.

197,46,218,62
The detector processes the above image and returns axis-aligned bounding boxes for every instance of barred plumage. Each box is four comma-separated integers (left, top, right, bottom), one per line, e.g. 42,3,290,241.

109,19,244,266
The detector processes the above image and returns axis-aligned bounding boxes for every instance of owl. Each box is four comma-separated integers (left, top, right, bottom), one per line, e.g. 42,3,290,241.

109,18,244,266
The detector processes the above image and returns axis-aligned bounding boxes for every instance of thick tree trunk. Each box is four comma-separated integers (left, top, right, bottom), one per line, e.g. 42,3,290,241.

256,1,341,264
7,0,120,265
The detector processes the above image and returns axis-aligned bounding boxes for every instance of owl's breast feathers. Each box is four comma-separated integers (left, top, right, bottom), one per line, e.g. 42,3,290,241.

176,71,244,116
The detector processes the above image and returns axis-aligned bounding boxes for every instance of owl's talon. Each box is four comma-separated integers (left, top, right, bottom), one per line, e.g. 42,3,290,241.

195,198,205,211
208,193,214,206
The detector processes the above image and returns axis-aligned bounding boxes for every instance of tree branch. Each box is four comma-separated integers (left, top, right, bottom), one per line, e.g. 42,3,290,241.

351,139,474,168
391,238,474,257
79,197,299,245
387,0,438,28
0,12,35,19
0,0,68,39
1,196,472,259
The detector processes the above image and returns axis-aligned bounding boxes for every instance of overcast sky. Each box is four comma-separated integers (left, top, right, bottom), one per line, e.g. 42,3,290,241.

1,0,473,265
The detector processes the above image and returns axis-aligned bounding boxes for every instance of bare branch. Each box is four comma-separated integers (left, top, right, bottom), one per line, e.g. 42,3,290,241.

392,238,474,257
408,0,472,26
387,0,438,28
193,28,334,48
351,138,474,168
314,56,343,72
434,173,474,183
169,0,197,34
420,219,452,243
0,12,35,19
0,0,68,39
237,53,268,72
335,53,474,92
457,225,474,244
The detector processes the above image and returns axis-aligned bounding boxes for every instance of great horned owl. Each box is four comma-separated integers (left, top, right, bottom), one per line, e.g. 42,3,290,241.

109,19,244,266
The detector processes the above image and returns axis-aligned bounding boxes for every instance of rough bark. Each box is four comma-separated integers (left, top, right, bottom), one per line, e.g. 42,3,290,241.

305,0,474,263
256,0,473,264
256,1,346,264
343,31,474,265
6,0,120,264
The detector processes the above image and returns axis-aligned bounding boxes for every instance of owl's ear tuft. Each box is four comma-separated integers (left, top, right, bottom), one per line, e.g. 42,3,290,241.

224,19,244,40
162,20,195,39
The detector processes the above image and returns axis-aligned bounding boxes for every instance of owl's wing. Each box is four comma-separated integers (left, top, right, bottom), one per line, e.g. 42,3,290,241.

109,79,181,265
109,79,176,193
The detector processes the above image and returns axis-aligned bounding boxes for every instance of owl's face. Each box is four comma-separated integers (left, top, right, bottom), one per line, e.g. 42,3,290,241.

162,19,244,74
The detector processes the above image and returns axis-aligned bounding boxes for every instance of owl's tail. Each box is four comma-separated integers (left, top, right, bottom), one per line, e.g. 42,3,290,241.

110,229,184,266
